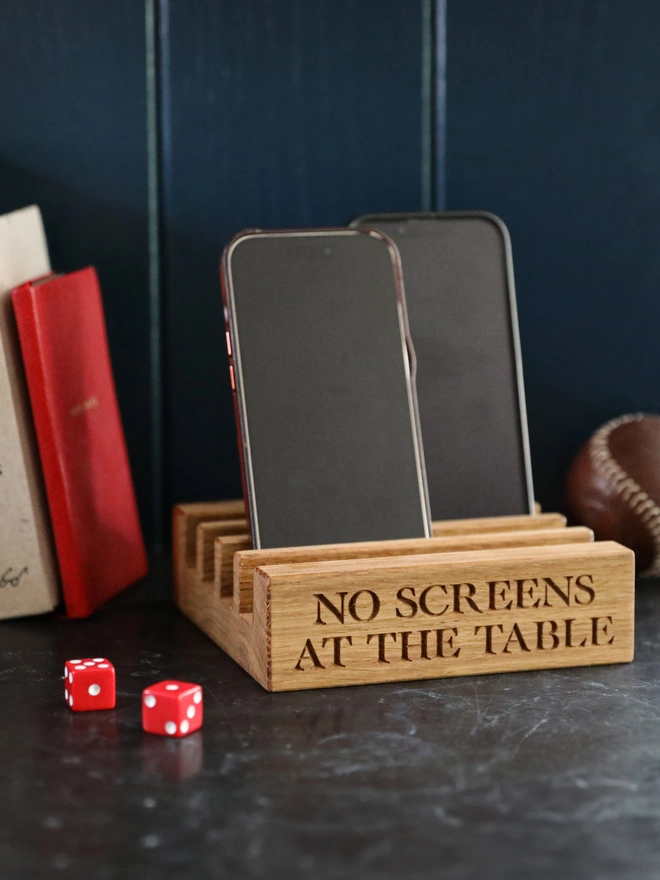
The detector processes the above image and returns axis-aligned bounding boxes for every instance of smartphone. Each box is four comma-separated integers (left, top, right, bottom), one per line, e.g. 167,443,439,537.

351,212,534,520
221,228,432,549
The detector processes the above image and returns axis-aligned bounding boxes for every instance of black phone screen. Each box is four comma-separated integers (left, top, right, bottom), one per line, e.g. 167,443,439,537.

353,214,533,520
224,229,431,549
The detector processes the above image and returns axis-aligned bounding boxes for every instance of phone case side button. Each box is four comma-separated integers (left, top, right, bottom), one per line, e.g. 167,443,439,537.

229,363,236,390
226,330,232,356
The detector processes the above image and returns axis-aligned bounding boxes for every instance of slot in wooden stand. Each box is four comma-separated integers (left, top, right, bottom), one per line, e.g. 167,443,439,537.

173,501,635,692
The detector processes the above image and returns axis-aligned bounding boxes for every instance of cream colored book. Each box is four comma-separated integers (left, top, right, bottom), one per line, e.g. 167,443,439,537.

0,205,59,618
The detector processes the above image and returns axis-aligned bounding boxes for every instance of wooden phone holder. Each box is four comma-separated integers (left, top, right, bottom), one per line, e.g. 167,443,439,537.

173,501,635,692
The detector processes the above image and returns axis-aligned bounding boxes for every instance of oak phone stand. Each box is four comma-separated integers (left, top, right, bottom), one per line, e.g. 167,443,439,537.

173,501,634,692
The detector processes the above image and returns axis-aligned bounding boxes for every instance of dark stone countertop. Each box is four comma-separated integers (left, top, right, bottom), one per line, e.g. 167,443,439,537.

2,571,660,880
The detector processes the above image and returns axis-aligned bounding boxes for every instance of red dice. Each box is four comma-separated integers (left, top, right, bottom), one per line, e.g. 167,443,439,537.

141,680,203,737
64,658,116,711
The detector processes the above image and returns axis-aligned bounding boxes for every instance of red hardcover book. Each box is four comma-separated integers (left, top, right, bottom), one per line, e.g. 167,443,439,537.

12,267,148,617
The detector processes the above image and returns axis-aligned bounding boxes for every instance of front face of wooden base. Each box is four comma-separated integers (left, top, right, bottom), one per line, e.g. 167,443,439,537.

262,542,634,691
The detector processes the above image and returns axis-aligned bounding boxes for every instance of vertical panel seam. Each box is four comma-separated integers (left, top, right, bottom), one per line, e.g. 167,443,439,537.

434,0,447,210
421,0,433,210
146,0,165,549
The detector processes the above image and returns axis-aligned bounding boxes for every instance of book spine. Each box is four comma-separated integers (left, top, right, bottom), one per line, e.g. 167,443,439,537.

12,285,90,617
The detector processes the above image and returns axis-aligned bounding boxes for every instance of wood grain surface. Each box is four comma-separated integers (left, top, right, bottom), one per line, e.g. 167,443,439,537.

234,525,590,614
173,503,633,692
216,534,252,599
259,541,634,691
196,519,249,582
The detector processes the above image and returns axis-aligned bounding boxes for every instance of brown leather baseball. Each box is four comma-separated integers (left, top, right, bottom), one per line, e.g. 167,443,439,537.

565,413,660,575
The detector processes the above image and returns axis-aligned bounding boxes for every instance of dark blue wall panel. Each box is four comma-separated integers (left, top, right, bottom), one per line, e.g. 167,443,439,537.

0,1,154,539
4,0,659,533
446,0,660,510
0,0,437,542
162,0,430,507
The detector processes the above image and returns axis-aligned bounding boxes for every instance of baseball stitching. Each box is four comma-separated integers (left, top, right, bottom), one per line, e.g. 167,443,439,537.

589,412,660,576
